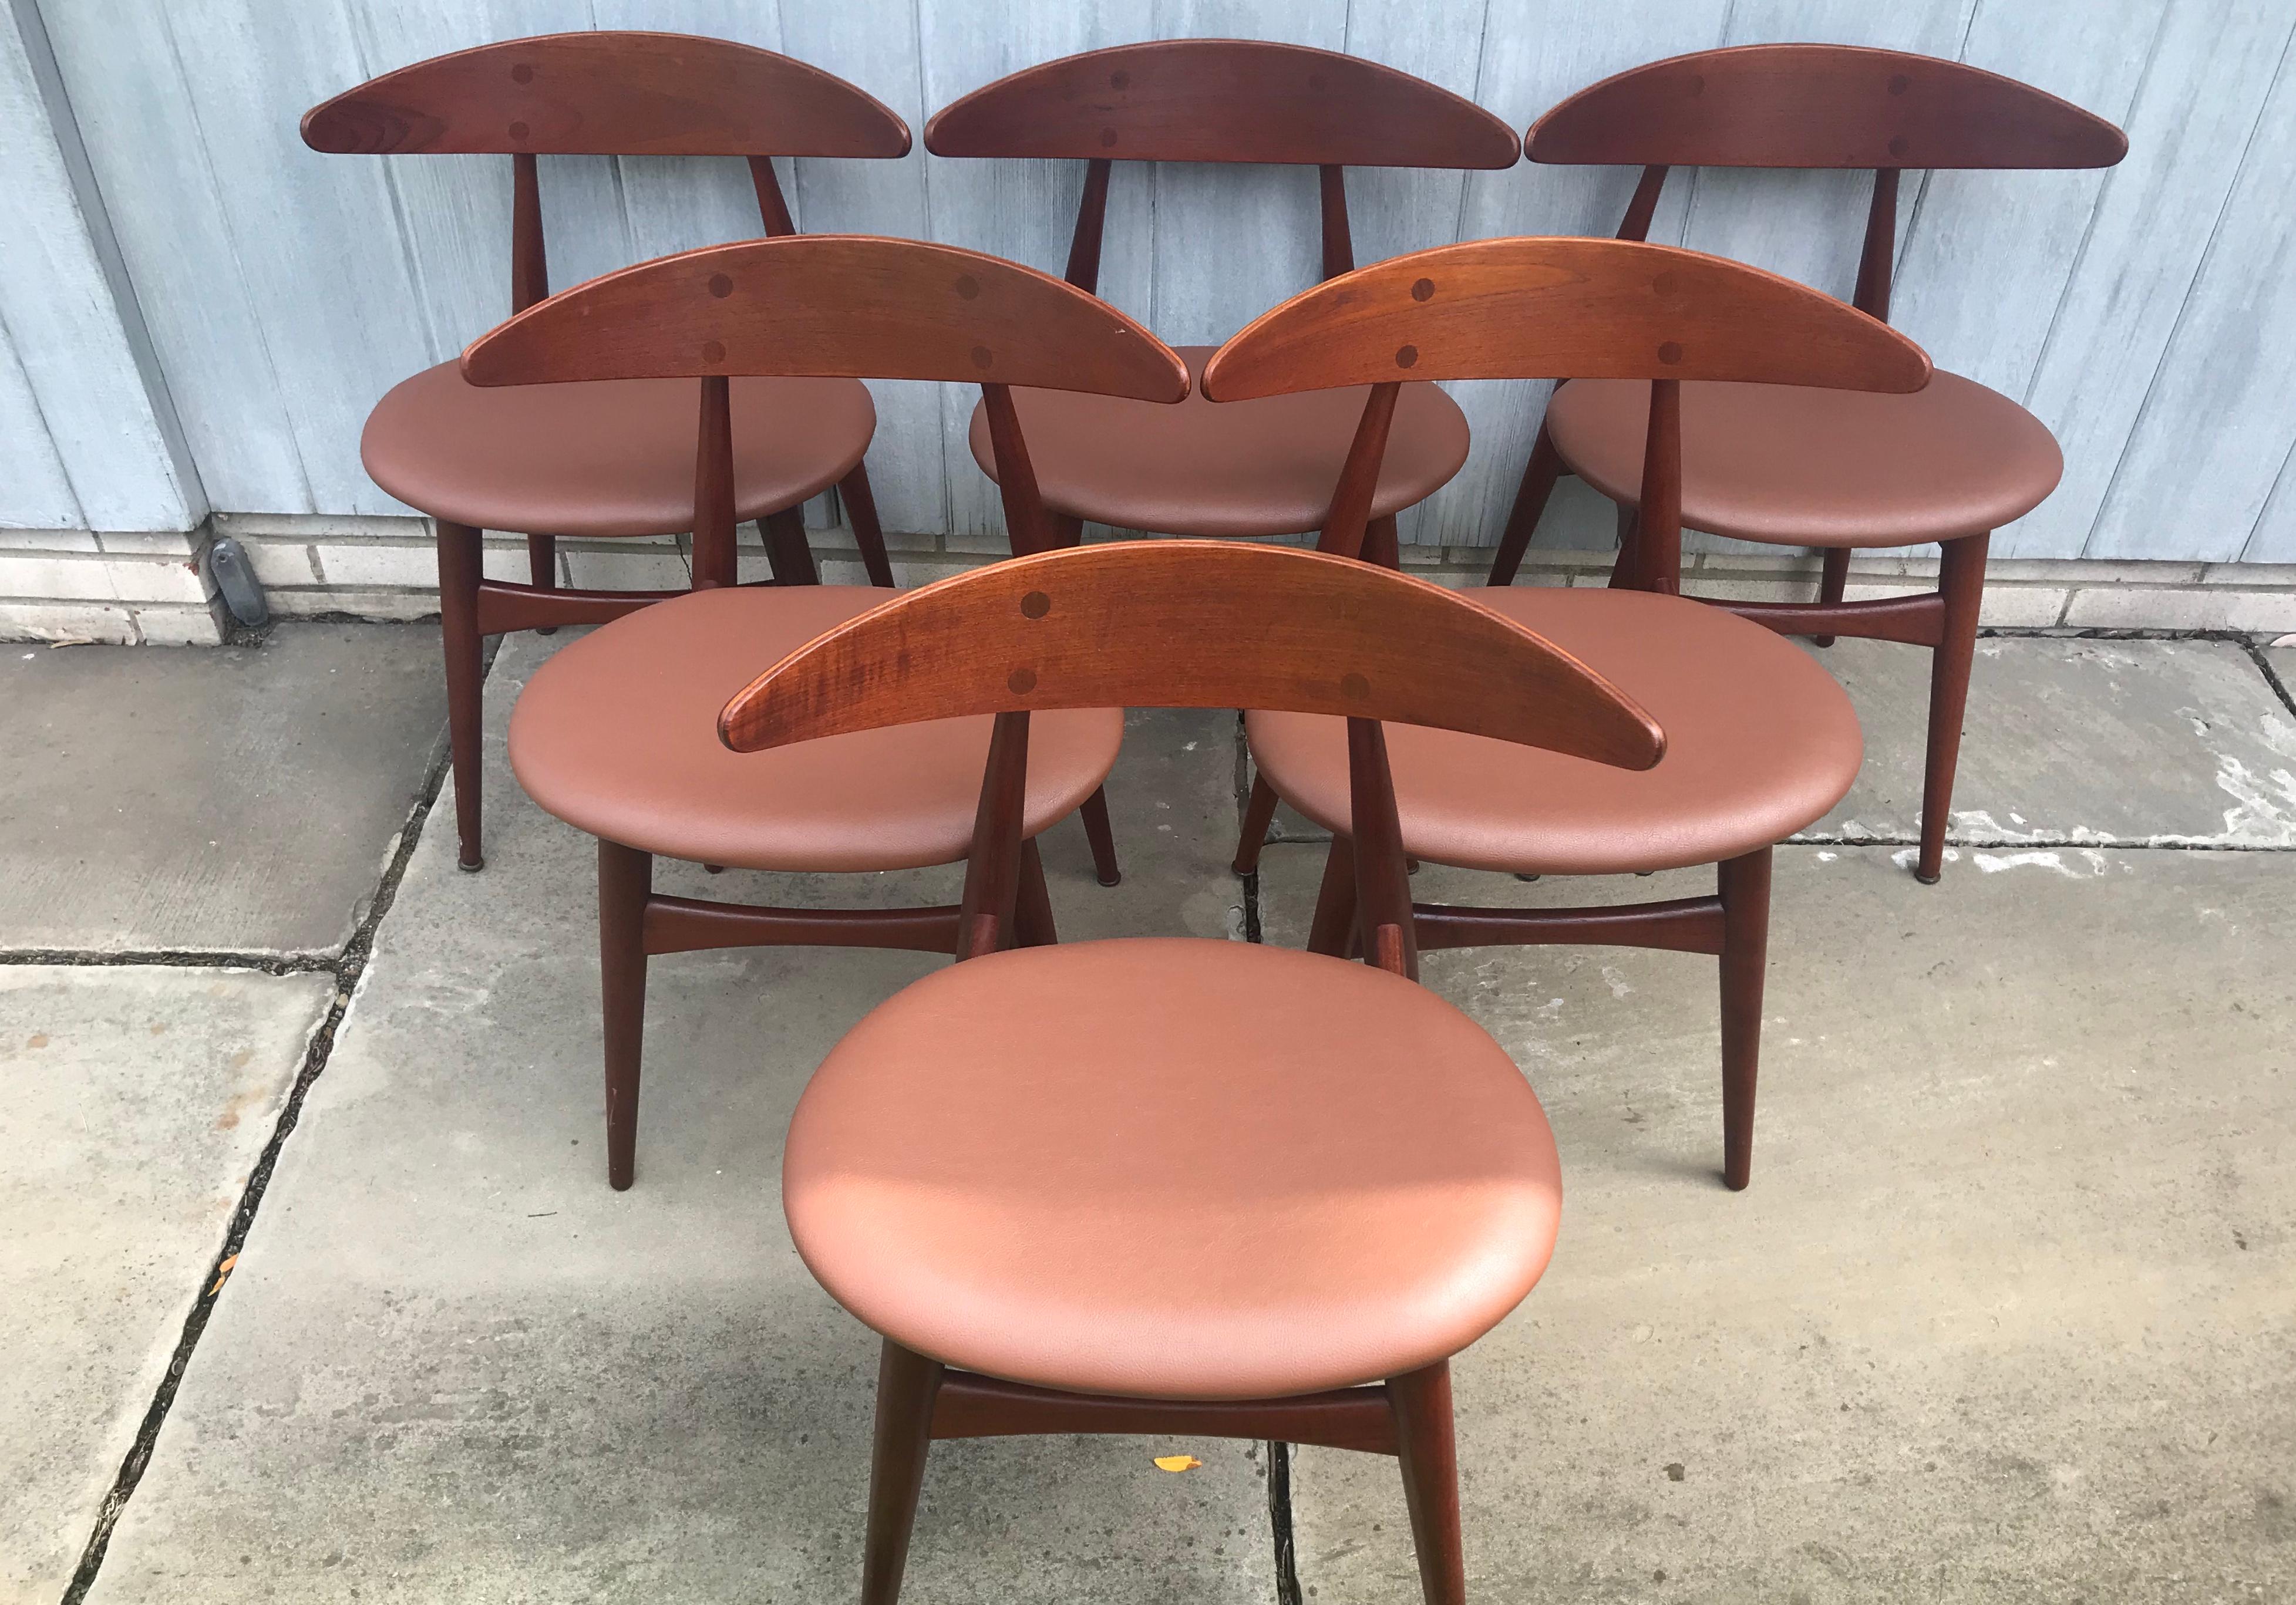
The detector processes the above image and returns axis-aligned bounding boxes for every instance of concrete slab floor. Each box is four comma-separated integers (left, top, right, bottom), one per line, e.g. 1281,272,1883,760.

0,624,446,957
1,966,332,1603
1258,844,2294,1601
1805,635,2296,848
85,633,1268,1605
26,623,2294,1603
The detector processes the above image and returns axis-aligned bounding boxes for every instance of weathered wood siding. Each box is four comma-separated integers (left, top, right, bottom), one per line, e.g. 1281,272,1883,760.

5,0,2294,562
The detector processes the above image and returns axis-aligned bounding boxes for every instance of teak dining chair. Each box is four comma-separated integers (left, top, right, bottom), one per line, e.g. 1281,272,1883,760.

1482,44,2128,884
1213,237,1930,1189
719,540,1665,1605
928,39,1520,884
302,32,911,872
462,234,1189,1190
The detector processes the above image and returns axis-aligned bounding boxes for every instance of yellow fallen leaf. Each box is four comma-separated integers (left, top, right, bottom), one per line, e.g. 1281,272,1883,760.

208,1255,239,1297
1153,1455,1202,1473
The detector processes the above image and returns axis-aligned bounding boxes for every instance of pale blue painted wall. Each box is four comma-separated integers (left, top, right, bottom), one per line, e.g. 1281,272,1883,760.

5,0,2294,562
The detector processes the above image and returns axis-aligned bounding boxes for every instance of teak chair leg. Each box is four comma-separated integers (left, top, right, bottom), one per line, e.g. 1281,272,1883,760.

1717,845,1773,1192
527,532,560,634
1389,1361,1466,1605
436,520,487,872
764,507,821,586
861,1340,946,1605
1044,502,1115,891
598,838,651,1192
1015,837,1059,946
840,461,898,588
1918,532,1989,884
1233,774,1281,875
1813,547,1850,647
1307,835,1359,957
1075,788,1122,887
1606,504,1642,589
1485,420,1563,588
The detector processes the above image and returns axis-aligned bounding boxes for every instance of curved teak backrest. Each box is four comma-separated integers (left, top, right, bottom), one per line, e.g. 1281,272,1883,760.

722,542,1663,973
926,40,1517,293
1203,237,1929,568
719,541,1662,768
303,33,911,315
926,39,1516,168
301,32,910,157
1528,45,2127,321
1205,237,1930,398
462,235,1186,583
1529,44,2126,172
462,235,1186,399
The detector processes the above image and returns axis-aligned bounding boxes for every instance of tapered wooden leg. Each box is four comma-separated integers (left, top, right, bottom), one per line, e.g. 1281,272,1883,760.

840,461,897,588
1079,787,1121,887
1015,837,1058,947
1233,774,1281,875
1717,845,1772,1191
1364,514,1400,570
764,507,820,586
1389,1361,1466,1605
1919,532,1989,884
1049,512,1085,549
1606,504,1642,589
1813,545,1850,647
1486,421,1563,587
527,532,560,633
1307,835,1358,957
598,839,651,1192
436,520,487,872
862,1340,945,1605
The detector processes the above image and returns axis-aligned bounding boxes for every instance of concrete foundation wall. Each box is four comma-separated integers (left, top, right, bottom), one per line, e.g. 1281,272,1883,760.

7,516,2288,645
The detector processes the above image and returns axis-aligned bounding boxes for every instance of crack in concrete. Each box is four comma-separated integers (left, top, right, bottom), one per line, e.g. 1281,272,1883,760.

0,948,339,973
2238,636,2296,720
55,704,458,1605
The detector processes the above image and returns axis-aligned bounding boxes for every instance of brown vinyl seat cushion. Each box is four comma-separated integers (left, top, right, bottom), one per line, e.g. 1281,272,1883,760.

966,346,1469,537
1546,372,2063,548
1248,587,1860,876
509,586,1120,871
362,362,876,538
784,937,1562,1400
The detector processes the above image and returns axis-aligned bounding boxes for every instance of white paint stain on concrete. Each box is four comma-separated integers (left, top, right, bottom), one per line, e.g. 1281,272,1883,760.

1970,849,2112,878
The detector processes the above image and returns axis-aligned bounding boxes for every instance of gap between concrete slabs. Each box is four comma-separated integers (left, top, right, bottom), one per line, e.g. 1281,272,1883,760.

48,640,476,1605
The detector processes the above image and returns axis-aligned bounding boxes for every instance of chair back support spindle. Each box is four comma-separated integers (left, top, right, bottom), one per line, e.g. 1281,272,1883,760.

926,40,1518,295
1204,236,1932,591
1529,44,2128,321
719,541,1665,963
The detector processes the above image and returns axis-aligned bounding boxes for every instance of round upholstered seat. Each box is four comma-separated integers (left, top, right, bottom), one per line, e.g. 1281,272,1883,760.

784,937,1561,1400
1546,372,2062,548
363,362,876,538
967,346,1469,537
1248,586,1860,876
509,586,1120,871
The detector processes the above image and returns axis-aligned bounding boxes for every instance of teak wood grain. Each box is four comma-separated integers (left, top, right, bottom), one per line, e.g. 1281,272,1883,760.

460,234,1189,402
716,541,1664,773
924,39,1518,170
1527,43,2129,171
1203,237,1931,401
301,31,910,158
